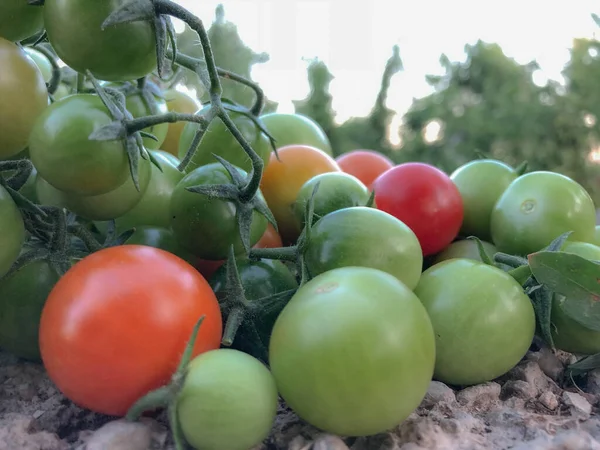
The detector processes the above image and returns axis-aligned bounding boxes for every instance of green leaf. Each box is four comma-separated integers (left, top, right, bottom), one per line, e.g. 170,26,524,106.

515,160,528,176
544,231,573,252
528,251,600,331
566,351,600,377
88,121,127,141
531,285,555,348
466,236,494,266
592,13,600,28
186,183,238,200
101,0,155,29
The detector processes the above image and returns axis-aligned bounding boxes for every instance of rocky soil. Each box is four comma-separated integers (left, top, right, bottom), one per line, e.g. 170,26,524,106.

1,344,599,450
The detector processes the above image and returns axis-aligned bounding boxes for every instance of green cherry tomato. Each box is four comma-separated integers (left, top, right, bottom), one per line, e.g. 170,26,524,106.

210,258,298,362
0,185,25,278
35,156,151,221
178,106,272,174
113,150,184,234
590,225,600,247
0,0,44,42
415,259,535,386
29,94,130,196
0,37,48,160
123,226,195,264
269,267,435,436
293,172,370,227
0,259,61,361
44,0,157,81
450,159,517,241
433,239,497,265
260,112,333,156
177,349,278,450
24,47,53,83
491,171,596,255
304,207,423,290
550,241,600,355
170,163,268,260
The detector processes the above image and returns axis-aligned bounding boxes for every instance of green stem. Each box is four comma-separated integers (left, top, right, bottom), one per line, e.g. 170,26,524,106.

48,208,68,253
68,224,102,252
222,306,245,346
249,246,298,262
217,68,265,116
126,385,172,421
127,112,209,133
34,44,61,95
76,73,85,93
176,107,218,172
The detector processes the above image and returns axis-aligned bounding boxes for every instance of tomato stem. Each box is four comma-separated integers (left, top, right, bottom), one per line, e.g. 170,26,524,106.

176,106,218,173
126,111,209,134
125,385,172,421
222,306,245,347
249,246,298,262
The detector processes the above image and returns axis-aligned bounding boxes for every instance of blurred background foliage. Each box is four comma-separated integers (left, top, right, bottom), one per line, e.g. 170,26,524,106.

177,5,600,204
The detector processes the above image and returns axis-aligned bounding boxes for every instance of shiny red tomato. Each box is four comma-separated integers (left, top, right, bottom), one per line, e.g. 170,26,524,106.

373,163,463,256
39,246,223,416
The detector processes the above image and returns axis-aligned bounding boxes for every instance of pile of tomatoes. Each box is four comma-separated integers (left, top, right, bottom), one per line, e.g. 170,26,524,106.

2,1,600,449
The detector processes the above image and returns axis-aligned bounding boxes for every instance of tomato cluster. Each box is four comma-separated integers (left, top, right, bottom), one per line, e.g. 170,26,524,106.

1,2,600,449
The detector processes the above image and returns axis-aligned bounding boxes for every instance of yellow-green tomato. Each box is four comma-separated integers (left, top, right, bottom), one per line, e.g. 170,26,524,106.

415,259,535,386
177,349,278,450
269,267,435,437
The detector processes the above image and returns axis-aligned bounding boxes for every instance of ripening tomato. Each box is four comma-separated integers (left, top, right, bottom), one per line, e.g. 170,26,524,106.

44,0,157,81
39,246,223,416
0,37,48,160
254,223,283,249
162,89,200,156
0,0,44,42
260,145,341,244
260,113,333,156
335,150,394,190
373,163,464,256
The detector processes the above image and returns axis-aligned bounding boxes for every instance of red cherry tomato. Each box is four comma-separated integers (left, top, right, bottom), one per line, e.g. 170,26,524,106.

373,163,463,256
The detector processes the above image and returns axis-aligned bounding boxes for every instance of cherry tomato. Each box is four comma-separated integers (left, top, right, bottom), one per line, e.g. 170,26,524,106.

0,185,25,278
433,239,497,265
304,207,423,290
162,89,200,156
170,163,268,260
123,226,195,265
177,349,278,450
491,172,596,255
0,0,44,42
39,245,223,416
44,0,157,81
254,223,283,249
0,37,48,160
415,259,535,386
335,150,394,190
592,225,600,247
29,94,130,196
260,112,333,156
450,159,517,241
373,163,464,256
269,266,435,436
24,47,53,83
178,106,272,174
260,145,341,244
294,172,370,228
195,259,225,280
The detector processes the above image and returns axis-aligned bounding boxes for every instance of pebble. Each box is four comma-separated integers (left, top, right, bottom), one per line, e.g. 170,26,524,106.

310,435,350,450
501,380,537,400
506,361,556,396
588,369,600,396
562,391,592,419
528,348,564,381
84,419,151,450
538,391,559,411
456,382,501,406
420,381,456,408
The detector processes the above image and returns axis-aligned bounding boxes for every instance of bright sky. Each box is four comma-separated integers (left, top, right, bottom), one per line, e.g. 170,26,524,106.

174,0,600,123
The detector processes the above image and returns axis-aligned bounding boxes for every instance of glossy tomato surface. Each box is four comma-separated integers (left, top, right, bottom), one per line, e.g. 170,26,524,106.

336,150,394,190
260,112,333,155
0,0,44,42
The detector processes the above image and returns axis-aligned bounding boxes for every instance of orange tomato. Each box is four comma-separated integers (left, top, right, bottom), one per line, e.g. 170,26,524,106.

336,150,394,191
161,89,200,156
260,145,341,244
39,245,222,416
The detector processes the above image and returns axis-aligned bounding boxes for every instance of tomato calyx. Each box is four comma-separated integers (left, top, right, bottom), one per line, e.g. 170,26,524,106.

126,315,206,450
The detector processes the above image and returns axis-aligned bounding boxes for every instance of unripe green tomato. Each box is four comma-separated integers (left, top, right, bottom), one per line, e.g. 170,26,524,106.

177,349,278,450
433,239,497,265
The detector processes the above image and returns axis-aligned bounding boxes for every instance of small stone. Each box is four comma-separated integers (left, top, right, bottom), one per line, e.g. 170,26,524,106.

310,435,350,450
506,361,557,396
538,391,558,410
562,391,592,419
456,382,501,407
420,381,455,408
501,380,538,400
32,410,44,419
439,418,460,434
84,419,151,450
528,348,564,381
588,369,600,396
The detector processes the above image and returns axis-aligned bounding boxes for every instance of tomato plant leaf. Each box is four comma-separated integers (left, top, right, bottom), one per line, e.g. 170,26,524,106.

515,161,528,176
365,190,375,208
88,121,127,141
593,13,600,28
528,251,600,331
544,231,573,252
154,15,169,78
565,352,600,378
466,236,493,266
507,264,532,286
101,0,155,29
251,195,278,231
236,206,254,254
531,285,555,348
138,130,159,142
212,154,246,186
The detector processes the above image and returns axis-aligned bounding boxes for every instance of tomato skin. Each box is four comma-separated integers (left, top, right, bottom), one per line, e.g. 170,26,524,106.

550,241,600,355
124,226,195,264
433,239,497,265
39,246,222,416
29,94,130,196
450,160,517,241
0,185,25,278
254,223,283,249
0,260,61,361
415,259,535,386
491,172,596,255
336,150,394,190
304,207,423,290
269,267,435,437
373,163,464,257
177,349,278,450
162,89,200,156
113,150,184,233
44,0,157,81
170,163,268,260
35,156,151,221
260,113,333,156
0,0,44,42
0,38,48,160
210,258,298,361
24,47,53,83
260,145,341,244
294,172,370,227
592,225,600,247
178,106,272,174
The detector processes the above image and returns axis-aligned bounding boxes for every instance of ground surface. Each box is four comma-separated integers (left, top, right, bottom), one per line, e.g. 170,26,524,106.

1,344,599,450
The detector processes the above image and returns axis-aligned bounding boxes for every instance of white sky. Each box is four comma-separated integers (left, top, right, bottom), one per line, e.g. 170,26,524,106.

174,0,600,123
